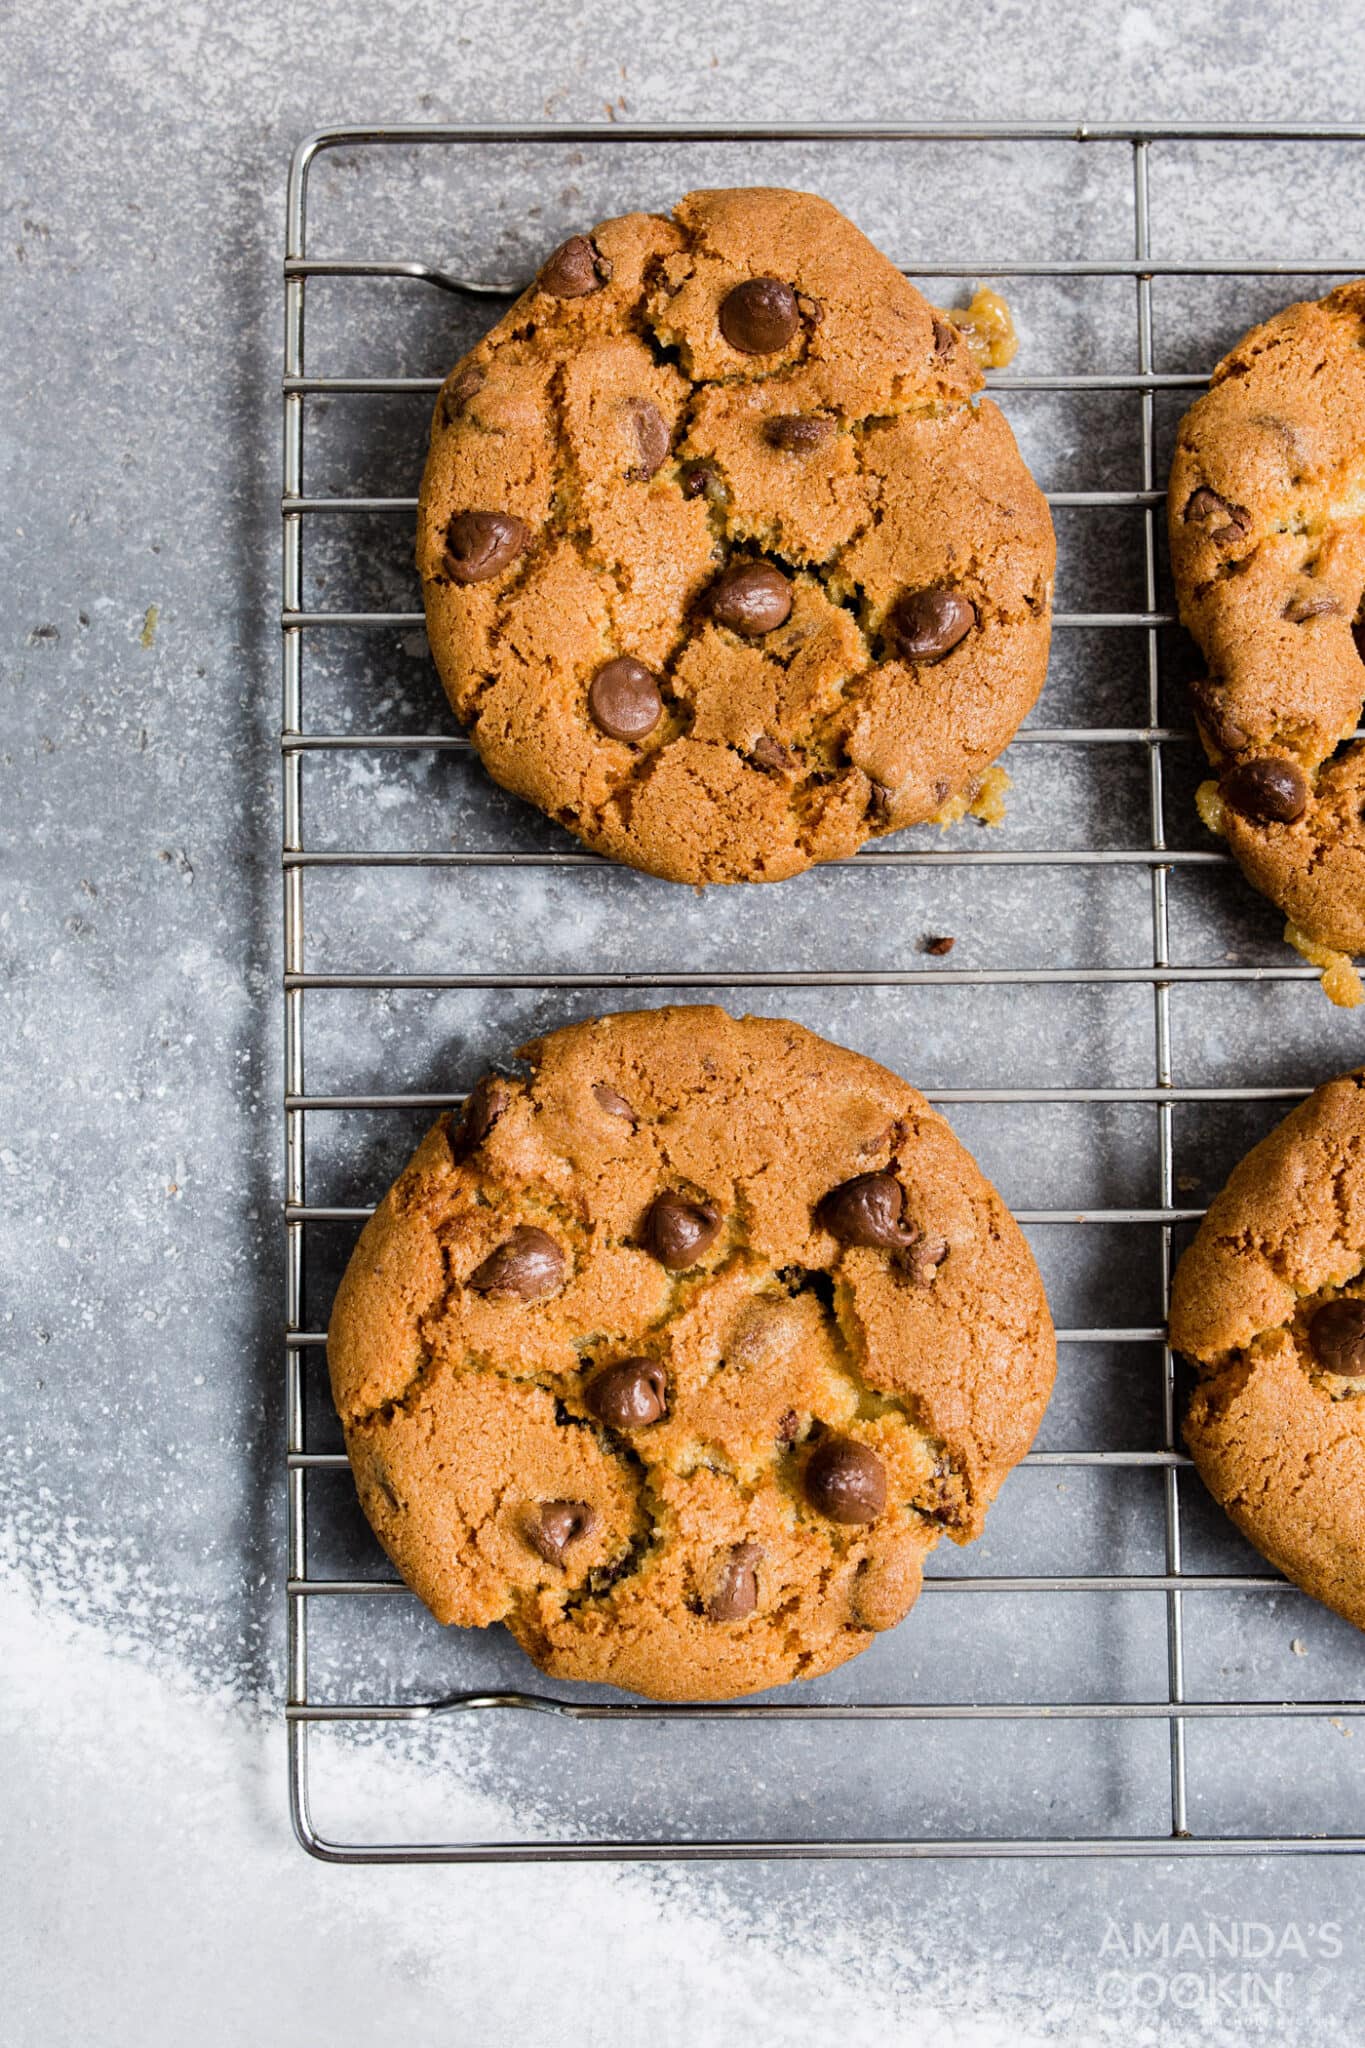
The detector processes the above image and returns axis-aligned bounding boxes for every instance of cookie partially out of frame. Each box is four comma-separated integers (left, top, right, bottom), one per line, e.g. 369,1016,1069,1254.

1168,282,1365,983
417,187,1055,886
327,1007,1056,1701
1170,1071,1365,1630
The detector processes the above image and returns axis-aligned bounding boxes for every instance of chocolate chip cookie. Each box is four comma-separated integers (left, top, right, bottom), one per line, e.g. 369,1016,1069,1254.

328,1007,1056,1700
417,187,1056,886
1169,283,1365,995
1170,1070,1365,1629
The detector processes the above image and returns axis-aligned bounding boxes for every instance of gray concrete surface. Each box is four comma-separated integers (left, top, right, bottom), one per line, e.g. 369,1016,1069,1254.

4,4,1365,2042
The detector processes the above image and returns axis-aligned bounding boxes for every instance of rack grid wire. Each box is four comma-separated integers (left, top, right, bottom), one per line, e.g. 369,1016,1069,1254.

281,123,1365,1862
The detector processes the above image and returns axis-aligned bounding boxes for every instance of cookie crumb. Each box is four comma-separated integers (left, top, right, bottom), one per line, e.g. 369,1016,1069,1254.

945,287,1019,370
1291,1637,1308,1656
1195,778,1227,837
1284,921,1364,1009
923,934,955,956
139,603,160,649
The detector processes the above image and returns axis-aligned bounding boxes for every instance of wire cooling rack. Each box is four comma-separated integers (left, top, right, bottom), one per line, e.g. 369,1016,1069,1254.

281,123,1365,1862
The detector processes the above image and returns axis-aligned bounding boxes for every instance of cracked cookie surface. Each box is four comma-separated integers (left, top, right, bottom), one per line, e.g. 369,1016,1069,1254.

417,187,1055,886
1168,282,1365,974
1170,1070,1365,1629
327,1006,1056,1700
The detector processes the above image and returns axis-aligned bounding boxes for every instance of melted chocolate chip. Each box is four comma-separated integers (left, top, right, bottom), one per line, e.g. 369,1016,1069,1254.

764,413,834,453
591,1081,637,1123
680,461,725,503
1283,591,1343,623
1183,487,1251,545
719,276,801,354
750,735,795,774
709,562,792,638
441,363,486,423
451,1073,510,1160
885,587,976,663
1188,678,1249,756
539,234,612,298
588,657,663,742
468,1225,565,1301
931,316,956,359
804,1438,887,1525
706,1542,762,1621
642,1191,722,1269
817,1171,915,1250
526,1500,596,1564
896,1233,949,1286
627,399,670,479
443,510,528,585
585,1358,669,1429
1220,756,1309,825
1309,1298,1365,1376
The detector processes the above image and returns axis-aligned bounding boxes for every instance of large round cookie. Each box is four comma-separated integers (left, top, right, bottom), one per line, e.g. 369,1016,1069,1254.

417,187,1055,886
1168,282,1365,975
1170,1071,1365,1629
328,1007,1056,1700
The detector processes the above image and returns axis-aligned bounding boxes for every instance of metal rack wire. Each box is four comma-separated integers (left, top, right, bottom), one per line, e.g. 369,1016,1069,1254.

281,123,1365,1862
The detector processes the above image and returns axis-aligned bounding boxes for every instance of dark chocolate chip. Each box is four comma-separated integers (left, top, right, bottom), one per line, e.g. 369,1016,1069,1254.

750,735,796,774
924,934,955,956
1283,591,1343,623
885,587,976,663
1188,677,1249,755
680,461,725,503
1309,1297,1365,1376
526,1500,596,1564
709,561,793,638
1220,756,1310,825
1183,487,1251,545
585,1358,669,1429
764,413,834,452
804,1438,887,1525
896,1232,949,1286
817,1171,915,1251
539,234,612,298
719,277,800,354
627,399,670,479
443,510,528,585
931,316,956,358
706,1542,762,1621
592,1081,637,1123
451,1073,510,1160
588,657,663,742
468,1225,565,1301
642,1191,722,1269
867,780,896,821
441,363,486,423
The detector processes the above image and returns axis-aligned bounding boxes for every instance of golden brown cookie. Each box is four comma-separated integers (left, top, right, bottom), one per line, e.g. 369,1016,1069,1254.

1169,282,1365,988
328,1007,1056,1700
1170,1071,1365,1629
417,188,1055,886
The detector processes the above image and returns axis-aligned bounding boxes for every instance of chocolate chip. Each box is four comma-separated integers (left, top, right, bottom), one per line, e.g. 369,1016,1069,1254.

441,363,485,423
585,1358,669,1429
451,1073,510,1160
867,780,895,821
587,657,663,742
1309,1298,1365,1376
592,1081,637,1123
539,234,612,298
750,735,795,774
1220,756,1309,825
468,1225,565,1301
1183,487,1251,545
804,1438,887,1525
526,1500,596,1564
443,510,528,585
1188,678,1249,755
627,399,670,479
885,587,976,663
896,1232,949,1285
764,413,834,452
776,1407,801,1445
706,1542,762,1621
1283,591,1343,623
817,1171,915,1250
642,1191,722,1269
931,316,956,358
719,276,801,354
924,934,955,956
680,461,725,502
709,562,792,638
